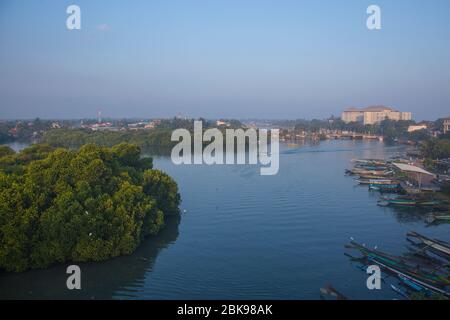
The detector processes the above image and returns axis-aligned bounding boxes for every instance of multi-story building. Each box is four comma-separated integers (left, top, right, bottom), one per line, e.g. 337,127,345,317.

341,106,412,125
444,117,450,134
341,107,364,123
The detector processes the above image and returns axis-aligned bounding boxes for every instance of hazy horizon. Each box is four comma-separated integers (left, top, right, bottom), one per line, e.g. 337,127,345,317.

1,0,450,120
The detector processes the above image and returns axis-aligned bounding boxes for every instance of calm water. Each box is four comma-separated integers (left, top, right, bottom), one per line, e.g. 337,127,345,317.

1,140,449,300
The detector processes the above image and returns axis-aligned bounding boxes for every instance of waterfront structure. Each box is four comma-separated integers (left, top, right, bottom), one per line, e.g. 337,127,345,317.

392,163,435,189
341,106,412,125
444,117,450,134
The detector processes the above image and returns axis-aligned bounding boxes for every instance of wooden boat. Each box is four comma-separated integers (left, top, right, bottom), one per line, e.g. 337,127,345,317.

407,232,450,259
369,184,400,193
425,213,450,224
355,164,389,171
390,284,411,300
352,159,387,166
398,275,433,297
347,241,450,296
355,165,389,171
347,168,392,176
380,195,419,205
369,183,400,189
357,179,398,185
386,198,417,206
417,200,443,207
319,285,348,300
359,174,393,179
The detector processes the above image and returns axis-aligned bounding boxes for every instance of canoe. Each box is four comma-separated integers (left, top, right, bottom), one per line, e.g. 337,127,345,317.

352,159,387,166
407,232,450,258
348,169,392,176
369,183,400,189
359,174,393,179
390,284,411,300
348,241,450,295
425,214,450,224
417,200,443,207
387,199,417,206
356,165,389,171
365,255,450,297
358,179,398,185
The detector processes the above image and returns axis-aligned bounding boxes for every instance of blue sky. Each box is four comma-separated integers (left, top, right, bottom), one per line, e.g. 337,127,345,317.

0,0,449,120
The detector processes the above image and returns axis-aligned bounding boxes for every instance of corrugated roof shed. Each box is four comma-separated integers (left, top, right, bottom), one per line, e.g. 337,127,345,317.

393,163,435,176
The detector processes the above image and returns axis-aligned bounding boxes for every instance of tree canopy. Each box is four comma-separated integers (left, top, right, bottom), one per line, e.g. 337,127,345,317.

0,143,180,272
421,139,450,160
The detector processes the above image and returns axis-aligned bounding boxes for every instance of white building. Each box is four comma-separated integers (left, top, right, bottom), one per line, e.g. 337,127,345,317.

444,117,450,134
341,106,412,125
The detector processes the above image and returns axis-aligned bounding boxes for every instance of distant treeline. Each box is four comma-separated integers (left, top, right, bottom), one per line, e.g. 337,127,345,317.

39,119,256,154
0,143,180,272
276,118,447,142
41,128,177,150
0,118,244,145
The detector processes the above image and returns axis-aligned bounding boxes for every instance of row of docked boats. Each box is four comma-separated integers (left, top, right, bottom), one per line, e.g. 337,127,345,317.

346,158,450,212
346,232,450,299
339,158,450,299
347,159,399,191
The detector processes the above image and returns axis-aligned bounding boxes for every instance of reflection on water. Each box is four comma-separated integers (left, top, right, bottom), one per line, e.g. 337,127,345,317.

0,216,180,299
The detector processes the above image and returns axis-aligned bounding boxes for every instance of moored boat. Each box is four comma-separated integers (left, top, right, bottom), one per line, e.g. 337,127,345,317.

407,232,450,259
385,198,417,206
369,183,400,192
358,179,399,185
346,241,450,296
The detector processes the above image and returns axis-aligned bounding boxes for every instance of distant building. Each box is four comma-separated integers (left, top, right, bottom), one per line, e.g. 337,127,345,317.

216,120,231,127
407,124,428,133
341,106,412,125
82,122,115,131
341,107,364,123
444,117,450,134
51,122,62,129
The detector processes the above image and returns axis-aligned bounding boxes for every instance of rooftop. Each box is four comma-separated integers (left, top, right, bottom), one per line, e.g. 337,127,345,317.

393,163,435,176
344,106,397,112
363,106,394,112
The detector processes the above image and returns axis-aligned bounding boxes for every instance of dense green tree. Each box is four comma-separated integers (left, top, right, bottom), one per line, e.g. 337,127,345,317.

0,143,180,272
421,139,450,160
0,146,15,158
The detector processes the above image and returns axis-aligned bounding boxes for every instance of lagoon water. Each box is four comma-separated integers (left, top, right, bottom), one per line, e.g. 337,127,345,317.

1,140,449,299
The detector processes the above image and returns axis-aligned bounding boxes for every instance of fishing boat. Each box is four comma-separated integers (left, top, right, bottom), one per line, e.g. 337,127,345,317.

347,241,450,296
397,275,434,297
359,174,394,180
319,285,348,300
385,198,417,206
390,284,411,300
357,179,399,185
379,195,419,206
425,213,450,224
347,168,392,176
355,165,389,171
369,184,400,193
417,199,443,207
407,232,450,260
351,159,387,166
